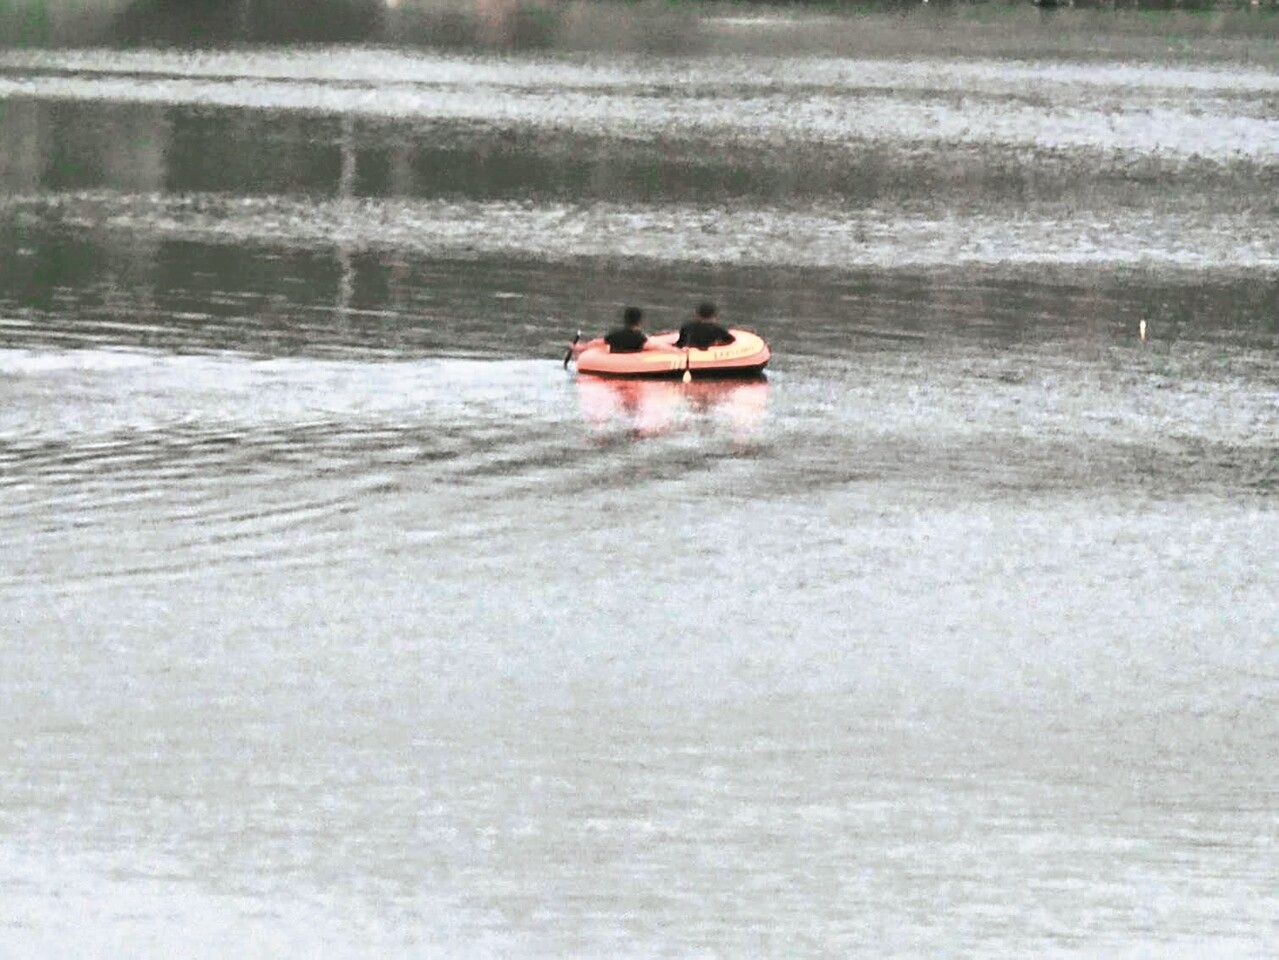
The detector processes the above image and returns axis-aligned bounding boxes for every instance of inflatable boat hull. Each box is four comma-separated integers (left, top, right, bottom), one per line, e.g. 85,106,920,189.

573,329,770,379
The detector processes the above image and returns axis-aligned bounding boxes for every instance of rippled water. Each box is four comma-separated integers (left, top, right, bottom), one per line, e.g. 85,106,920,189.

2,9,1278,958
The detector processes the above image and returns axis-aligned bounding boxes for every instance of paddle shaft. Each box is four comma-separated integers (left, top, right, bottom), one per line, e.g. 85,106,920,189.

563,331,581,369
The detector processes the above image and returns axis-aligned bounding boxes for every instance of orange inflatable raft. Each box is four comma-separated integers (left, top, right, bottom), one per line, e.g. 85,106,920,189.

570,329,770,379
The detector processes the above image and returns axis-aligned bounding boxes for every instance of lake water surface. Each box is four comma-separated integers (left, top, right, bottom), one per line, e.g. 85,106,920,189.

1,7,1277,957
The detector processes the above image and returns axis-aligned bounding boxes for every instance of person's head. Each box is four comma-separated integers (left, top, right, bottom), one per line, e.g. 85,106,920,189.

623,306,643,328
695,301,718,320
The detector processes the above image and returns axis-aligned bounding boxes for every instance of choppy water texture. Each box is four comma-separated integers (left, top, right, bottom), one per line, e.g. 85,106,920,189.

1,8,1277,958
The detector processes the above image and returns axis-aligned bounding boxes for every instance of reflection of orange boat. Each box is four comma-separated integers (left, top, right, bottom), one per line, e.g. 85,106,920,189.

573,329,770,379
577,377,770,438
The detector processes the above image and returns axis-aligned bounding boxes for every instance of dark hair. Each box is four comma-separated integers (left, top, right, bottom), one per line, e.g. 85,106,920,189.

695,301,718,319
623,306,643,326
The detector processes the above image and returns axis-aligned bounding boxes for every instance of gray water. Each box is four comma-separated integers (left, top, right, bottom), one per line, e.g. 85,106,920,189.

2,7,1278,957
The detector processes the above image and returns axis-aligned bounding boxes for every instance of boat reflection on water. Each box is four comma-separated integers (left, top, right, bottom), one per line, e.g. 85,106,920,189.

576,376,770,442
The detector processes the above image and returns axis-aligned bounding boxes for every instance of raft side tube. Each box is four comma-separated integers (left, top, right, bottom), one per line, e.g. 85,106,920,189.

573,329,770,379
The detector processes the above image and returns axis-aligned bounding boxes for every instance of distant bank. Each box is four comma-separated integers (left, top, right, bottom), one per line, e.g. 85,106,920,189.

1,0,1276,53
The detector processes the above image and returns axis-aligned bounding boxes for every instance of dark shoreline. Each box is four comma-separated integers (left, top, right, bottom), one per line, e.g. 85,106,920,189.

3,0,1277,61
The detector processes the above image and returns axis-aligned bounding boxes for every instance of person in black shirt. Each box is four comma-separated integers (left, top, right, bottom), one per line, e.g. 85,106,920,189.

674,301,735,350
603,306,648,353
